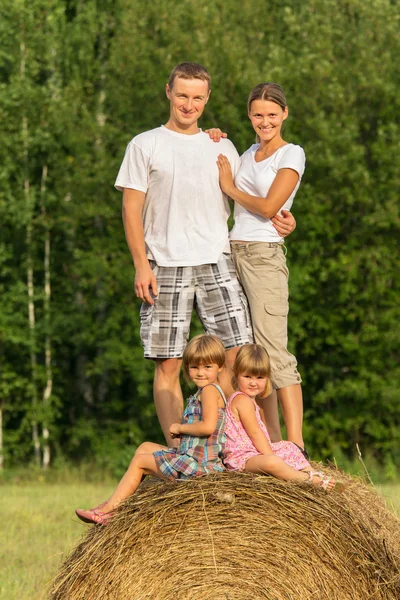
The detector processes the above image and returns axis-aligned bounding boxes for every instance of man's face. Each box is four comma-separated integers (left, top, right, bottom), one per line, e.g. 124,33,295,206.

166,77,210,130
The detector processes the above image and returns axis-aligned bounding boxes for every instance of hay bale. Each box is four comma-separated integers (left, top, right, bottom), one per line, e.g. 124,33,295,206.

50,467,400,600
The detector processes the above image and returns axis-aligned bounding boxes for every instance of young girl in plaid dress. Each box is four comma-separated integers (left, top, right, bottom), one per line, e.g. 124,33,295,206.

76,334,227,525
224,344,339,491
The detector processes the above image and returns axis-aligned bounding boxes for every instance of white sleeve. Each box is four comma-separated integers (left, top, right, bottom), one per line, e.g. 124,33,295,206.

278,145,306,179
222,140,241,177
231,150,241,178
114,141,150,193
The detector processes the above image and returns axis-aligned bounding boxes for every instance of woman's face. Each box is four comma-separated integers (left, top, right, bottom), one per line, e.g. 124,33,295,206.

248,99,288,143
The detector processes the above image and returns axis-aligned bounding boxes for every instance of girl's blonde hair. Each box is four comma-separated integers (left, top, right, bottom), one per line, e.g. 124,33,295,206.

233,344,272,398
182,334,226,384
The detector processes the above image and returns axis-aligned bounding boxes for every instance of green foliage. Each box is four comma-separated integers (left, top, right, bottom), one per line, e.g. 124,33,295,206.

0,0,399,472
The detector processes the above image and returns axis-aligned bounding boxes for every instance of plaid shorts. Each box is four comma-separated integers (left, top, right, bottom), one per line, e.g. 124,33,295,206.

140,253,253,359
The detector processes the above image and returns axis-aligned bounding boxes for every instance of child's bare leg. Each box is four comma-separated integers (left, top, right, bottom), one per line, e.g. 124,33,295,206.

245,455,336,491
245,454,308,481
101,442,168,513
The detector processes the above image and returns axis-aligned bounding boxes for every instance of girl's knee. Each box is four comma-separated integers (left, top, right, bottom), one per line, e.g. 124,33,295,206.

135,442,154,455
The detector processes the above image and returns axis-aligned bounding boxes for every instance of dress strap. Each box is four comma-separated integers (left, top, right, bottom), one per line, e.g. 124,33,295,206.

199,383,227,406
228,390,257,407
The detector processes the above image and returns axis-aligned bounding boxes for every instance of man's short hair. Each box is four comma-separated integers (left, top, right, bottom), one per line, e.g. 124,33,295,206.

168,62,211,91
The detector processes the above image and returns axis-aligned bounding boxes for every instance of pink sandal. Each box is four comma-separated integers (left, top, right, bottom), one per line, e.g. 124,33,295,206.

75,507,111,526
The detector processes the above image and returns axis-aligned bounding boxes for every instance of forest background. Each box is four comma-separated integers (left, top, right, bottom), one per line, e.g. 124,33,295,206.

0,0,399,479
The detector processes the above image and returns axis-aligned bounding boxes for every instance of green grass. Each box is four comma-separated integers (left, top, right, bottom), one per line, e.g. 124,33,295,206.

0,482,115,600
0,480,399,600
378,482,400,515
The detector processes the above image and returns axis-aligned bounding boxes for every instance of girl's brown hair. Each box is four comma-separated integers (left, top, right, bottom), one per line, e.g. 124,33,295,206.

182,334,225,384
233,344,272,398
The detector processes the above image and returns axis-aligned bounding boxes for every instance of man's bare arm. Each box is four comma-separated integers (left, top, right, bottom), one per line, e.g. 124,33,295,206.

122,188,158,304
271,210,296,238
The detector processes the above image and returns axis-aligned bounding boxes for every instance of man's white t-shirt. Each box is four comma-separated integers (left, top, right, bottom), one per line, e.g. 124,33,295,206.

115,126,240,267
230,143,305,243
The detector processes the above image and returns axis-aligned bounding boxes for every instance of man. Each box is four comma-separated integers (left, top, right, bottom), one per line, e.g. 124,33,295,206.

115,62,294,446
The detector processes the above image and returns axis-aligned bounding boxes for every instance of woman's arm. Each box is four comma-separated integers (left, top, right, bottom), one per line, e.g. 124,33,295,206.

233,394,273,455
217,154,299,219
170,386,220,438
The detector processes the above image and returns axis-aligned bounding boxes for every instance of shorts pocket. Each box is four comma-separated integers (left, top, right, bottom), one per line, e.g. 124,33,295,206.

140,301,155,324
264,301,288,317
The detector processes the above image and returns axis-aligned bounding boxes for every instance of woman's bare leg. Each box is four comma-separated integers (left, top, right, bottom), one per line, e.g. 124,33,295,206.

101,442,168,512
277,383,304,448
256,390,282,442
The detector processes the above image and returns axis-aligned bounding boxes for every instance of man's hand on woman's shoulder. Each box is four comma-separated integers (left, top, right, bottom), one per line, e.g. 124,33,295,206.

205,128,228,142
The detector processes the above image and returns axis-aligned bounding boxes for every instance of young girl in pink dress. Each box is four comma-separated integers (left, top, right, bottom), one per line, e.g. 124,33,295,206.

225,344,338,491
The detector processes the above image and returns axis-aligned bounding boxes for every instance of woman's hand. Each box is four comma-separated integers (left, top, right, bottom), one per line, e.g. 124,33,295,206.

271,209,297,237
169,423,182,439
216,154,235,195
205,128,228,142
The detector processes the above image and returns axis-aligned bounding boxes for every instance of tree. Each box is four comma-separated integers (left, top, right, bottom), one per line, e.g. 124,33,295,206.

0,0,398,472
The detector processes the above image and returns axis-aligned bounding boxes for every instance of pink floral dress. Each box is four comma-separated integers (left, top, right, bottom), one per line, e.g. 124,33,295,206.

224,391,310,471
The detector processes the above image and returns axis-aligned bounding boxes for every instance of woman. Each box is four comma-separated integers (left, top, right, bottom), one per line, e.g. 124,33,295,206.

216,83,307,456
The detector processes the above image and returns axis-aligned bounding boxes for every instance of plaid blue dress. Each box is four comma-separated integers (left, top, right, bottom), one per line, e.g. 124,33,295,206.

153,383,226,480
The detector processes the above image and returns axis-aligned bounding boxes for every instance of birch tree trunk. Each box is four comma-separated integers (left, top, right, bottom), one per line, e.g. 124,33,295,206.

94,23,110,405
21,35,41,466
41,164,52,469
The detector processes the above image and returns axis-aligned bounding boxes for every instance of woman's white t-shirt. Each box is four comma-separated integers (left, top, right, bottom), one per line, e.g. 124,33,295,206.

230,143,306,243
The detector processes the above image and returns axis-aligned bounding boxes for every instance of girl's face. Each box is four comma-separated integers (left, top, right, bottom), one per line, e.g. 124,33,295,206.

237,372,268,399
188,362,222,388
248,99,288,143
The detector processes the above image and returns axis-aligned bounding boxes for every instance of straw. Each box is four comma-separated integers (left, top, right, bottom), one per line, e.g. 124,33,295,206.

50,465,400,600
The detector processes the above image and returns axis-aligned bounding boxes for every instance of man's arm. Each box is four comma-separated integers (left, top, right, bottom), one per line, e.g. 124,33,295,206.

122,188,158,304
271,209,296,238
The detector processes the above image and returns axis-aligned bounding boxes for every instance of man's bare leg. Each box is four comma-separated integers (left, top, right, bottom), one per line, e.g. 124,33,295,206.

218,346,240,399
154,358,183,448
277,383,304,449
257,390,283,442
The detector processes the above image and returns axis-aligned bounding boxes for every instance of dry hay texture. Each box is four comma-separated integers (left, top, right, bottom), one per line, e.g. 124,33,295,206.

50,466,400,600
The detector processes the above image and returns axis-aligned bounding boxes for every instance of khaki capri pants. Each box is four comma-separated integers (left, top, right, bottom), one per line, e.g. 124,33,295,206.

231,241,302,390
